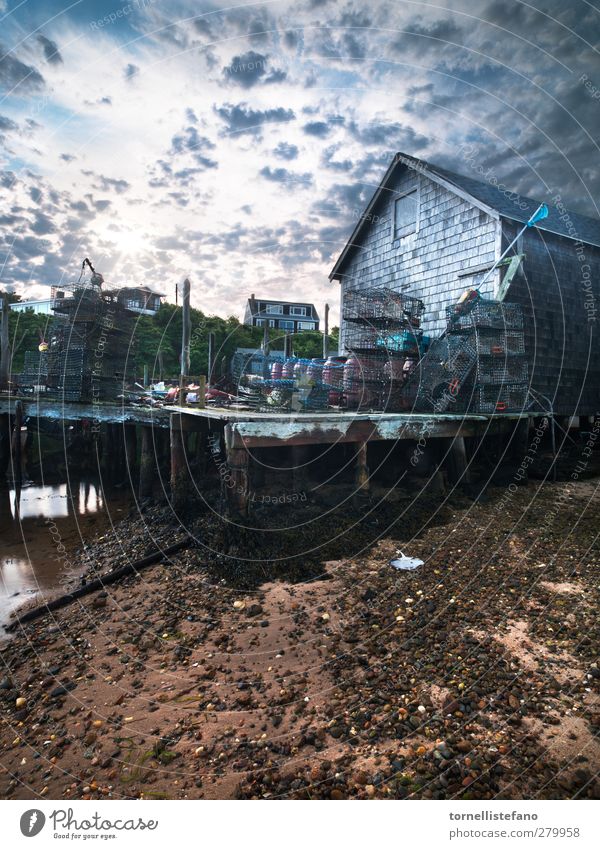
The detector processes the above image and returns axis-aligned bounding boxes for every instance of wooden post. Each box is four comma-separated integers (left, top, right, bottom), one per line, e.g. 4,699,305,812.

143,364,149,388
124,424,137,481
12,401,23,487
284,333,292,359
292,445,310,494
170,414,188,511
262,322,269,354
179,277,191,406
224,424,249,518
198,375,206,409
323,302,330,359
0,413,10,479
139,425,155,498
447,436,470,485
354,440,369,499
0,292,9,390
208,331,216,385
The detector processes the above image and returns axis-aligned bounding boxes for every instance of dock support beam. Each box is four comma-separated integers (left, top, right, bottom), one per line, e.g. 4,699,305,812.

447,436,470,485
170,415,188,511
139,425,155,499
224,424,249,519
354,440,370,500
124,424,137,482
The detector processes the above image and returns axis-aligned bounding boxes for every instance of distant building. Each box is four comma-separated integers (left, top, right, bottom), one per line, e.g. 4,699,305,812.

5,285,164,317
8,295,65,315
116,286,164,315
244,294,320,332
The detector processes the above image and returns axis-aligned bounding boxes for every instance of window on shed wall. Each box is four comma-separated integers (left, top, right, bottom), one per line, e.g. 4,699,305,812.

394,187,418,238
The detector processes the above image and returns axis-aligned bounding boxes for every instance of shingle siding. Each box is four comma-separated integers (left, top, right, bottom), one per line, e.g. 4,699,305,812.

335,175,599,416
338,170,500,346
504,223,600,416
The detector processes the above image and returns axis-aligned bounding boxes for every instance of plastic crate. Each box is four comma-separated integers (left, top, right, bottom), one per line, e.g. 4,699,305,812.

475,382,528,413
446,300,523,331
476,355,528,385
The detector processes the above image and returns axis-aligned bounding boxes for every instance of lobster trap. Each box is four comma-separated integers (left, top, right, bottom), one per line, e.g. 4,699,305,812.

446,299,524,332
475,382,529,414
343,286,425,325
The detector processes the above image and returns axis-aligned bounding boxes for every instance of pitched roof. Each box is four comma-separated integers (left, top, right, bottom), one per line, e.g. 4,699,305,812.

247,297,319,320
330,152,600,279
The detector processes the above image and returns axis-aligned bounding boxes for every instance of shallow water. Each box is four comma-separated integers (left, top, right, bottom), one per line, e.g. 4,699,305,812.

0,479,130,636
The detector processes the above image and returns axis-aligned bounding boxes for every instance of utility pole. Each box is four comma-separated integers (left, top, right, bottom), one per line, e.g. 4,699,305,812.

323,302,330,359
0,293,10,390
208,331,216,385
179,278,191,405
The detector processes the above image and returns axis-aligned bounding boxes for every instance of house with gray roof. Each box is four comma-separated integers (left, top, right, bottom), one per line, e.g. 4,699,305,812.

330,152,599,417
244,294,320,333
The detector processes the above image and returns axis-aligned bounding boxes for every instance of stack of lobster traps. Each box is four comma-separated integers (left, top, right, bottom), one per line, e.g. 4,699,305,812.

342,287,428,410
445,298,528,413
401,296,528,414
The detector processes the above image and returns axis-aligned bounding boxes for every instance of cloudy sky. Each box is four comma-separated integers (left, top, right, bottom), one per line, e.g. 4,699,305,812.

1,0,599,323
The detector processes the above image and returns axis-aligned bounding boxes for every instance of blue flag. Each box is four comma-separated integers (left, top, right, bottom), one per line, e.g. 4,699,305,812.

527,203,549,227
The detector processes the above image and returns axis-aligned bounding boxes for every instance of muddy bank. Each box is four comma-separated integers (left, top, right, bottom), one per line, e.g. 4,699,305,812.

0,478,598,800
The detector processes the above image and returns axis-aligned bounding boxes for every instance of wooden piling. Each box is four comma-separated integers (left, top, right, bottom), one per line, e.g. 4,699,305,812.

354,440,370,499
0,292,9,390
124,424,137,481
12,401,23,487
447,436,470,485
170,414,188,510
139,425,155,499
224,423,249,518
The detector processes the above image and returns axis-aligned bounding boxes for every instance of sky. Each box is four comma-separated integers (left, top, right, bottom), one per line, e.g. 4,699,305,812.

0,0,599,324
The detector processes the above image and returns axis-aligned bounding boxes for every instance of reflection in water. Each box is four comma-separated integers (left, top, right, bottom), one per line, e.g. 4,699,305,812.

0,479,126,637
8,482,105,520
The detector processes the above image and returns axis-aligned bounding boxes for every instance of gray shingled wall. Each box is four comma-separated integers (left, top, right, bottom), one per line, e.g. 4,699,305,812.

338,169,500,348
505,223,600,416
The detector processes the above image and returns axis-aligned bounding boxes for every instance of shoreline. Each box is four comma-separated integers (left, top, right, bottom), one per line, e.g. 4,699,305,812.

0,479,598,800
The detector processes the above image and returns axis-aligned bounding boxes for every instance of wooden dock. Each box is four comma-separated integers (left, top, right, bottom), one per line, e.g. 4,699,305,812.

0,393,536,517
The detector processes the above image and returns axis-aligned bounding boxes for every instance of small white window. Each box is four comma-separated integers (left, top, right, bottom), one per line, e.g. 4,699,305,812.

290,306,307,316
266,304,282,314
298,321,315,330
256,318,266,326
269,319,275,327
279,320,294,330
394,187,418,239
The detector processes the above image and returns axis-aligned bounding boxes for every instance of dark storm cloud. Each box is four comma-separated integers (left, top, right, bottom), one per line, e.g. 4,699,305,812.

214,102,295,135
0,45,45,92
259,166,313,188
37,35,63,65
273,141,298,160
303,120,331,138
223,50,267,88
30,211,55,235
347,119,429,151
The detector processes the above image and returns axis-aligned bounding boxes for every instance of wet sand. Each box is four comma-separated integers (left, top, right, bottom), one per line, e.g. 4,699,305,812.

0,478,598,800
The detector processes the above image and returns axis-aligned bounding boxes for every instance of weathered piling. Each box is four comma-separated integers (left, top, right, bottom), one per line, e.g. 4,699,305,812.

139,425,155,498
170,414,189,510
224,423,249,518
